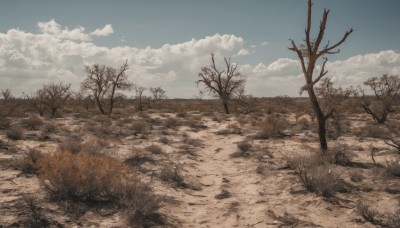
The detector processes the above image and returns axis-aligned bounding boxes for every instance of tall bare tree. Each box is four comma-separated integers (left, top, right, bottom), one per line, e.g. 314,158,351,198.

289,0,353,151
358,74,400,124
196,53,246,114
81,61,132,117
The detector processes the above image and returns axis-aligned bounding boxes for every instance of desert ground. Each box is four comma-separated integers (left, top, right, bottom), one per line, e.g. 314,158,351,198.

1,98,400,227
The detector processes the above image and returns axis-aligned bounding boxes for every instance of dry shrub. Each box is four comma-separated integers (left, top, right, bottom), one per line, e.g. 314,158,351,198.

20,194,50,228
287,154,342,197
21,114,44,130
385,158,400,178
362,124,390,138
0,117,11,130
131,120,149,135
357,203,378,225
41,121,58,133
257,115,290,139
58,139,83,154
38,151,128,202
13,148,43,174
231,140,253,158
159,136,170,145
37,150,164,226
6,126,24,140
160,163,188,189
164,117,181,128
124,148,155,167
145,144,164,154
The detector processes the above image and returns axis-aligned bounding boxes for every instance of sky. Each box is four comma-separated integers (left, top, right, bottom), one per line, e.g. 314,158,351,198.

0,0,399,98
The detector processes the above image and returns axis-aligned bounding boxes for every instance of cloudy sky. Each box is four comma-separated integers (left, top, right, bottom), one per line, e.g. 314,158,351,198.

0,0,399,98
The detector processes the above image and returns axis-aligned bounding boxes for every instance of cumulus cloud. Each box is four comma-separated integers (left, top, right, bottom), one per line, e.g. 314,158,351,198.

91,24,114,37
0,23,251,97
0,20,398,98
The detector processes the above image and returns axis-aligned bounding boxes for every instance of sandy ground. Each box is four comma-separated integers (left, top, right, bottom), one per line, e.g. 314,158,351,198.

0,111,399,227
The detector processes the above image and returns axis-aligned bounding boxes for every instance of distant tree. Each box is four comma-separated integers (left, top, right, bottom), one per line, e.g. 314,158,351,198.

0,89,20,119
81,61,132,117
288,0,353,151
134,85,151,112
358,74,400,124
196,53,246,114
1,89,13,104
36,82,72,118
149,86,167,108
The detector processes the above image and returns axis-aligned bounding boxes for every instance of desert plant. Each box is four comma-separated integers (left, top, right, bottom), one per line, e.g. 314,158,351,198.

38,150,129,202
35,82,72,118
13,148,43,174
231,140,253,158
6,126,24,140
58,139,83,154
21,194,49,228
358,74,400,124
289,0,353,151
21,114,44,130
160,163,187,189
145,144,164,154
357,203,378,225
287,154,342,197
385,159,400,178
41,121,58,133
256,115,290,139
81,61,132,117
196,53,246,114
131,120,149,135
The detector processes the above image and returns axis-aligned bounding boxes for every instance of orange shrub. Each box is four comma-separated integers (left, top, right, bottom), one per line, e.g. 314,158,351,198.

38,150,129,202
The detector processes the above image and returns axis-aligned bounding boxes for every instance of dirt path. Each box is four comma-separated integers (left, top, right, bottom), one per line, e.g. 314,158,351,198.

162,120,370,228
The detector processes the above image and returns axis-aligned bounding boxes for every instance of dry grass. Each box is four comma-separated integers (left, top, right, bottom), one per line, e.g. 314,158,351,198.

256,115,290,139
6,126,24,140
21,114,44,130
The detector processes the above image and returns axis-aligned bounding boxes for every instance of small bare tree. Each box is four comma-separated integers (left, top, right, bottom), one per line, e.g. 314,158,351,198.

81,61,132,117
196,53,246,114
358,74,400,124
36,82,72,118
315,78,353,139
149,86,167,108
289,0,353,151
134,85,151,112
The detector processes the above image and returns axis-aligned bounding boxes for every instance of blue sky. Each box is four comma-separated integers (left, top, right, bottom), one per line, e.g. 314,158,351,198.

0,0,399,98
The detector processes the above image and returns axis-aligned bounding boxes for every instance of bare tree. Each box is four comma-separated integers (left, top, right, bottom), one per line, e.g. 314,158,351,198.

134,85,151,112
358,74,400,124
315,78,353,139
107,61,132,117
36,82,72,118
0,89,21,119
196,53,246,114
81,61,132,117
289,0,353,151
149,86,167,108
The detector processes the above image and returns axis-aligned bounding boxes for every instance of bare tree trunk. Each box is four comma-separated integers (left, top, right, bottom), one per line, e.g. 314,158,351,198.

95,96,106,115
308,88,328,151
222,99,230,114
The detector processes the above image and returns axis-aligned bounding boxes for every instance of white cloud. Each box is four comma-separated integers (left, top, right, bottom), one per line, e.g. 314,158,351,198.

235,48,251,56
91,24,113,37
0,20,399,98
38,19,91,41
261,41,269,46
